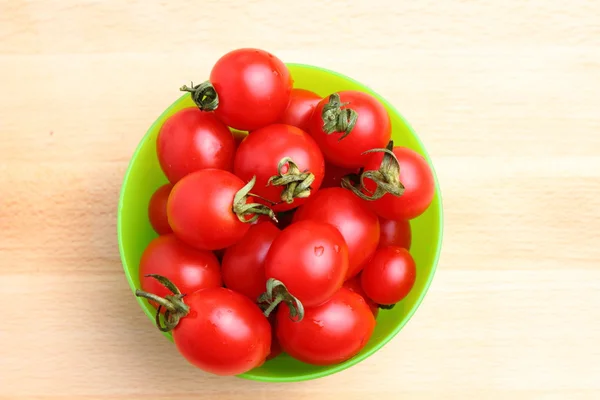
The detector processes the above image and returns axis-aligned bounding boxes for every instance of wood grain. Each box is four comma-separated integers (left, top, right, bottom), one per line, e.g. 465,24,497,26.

1,0,600,398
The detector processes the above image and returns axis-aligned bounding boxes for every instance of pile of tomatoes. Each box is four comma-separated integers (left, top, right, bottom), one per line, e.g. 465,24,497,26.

135,48,435,376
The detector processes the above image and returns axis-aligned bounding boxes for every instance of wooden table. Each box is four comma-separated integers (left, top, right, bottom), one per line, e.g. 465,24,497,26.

2,1,599,399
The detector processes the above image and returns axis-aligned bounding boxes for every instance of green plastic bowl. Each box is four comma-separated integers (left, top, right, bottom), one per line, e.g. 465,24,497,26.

118,63,443,382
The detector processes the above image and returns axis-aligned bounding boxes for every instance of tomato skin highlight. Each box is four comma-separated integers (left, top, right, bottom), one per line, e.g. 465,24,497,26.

148,183,173,235
156,108,235,183
293,188,380,279
308,90,391,168
343,274,379,317
364,147,435,221
265,220,349,308
167,169,255,250
234,124,325,212
210,48,292,131
279,88,321,132
379,218,412,250
276,287,376,366
222,222,280,301
361,246,416,305
173,287,271,375
139,234,222,305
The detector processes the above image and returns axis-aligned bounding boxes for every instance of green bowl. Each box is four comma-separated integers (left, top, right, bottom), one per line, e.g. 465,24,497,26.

118,63,443,382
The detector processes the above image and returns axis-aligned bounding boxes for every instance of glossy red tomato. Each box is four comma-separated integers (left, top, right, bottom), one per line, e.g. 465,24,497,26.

234,124,325,212
379,218,412,250
221,222,280,301
276,287,375,366
343,275,379,317
293,188,380,279
361,246,416,305
148,183,173,235
156,107,235,183
168,169,275,250
136,277,271,376
182,48,292,131
363,146,435,220
279,88,321,132
139,235,221,305
308,91,391,168
321,162,359,189
265,220,349,308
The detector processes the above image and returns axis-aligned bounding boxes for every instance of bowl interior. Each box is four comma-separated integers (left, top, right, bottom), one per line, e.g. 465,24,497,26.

118,63,443,382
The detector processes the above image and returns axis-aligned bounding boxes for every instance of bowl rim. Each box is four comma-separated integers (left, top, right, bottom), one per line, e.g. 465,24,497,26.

117,62,444,382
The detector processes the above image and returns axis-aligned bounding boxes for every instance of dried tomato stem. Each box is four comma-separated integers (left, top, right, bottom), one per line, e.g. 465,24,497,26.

233,176,278,224
321,93,358,140
135,275,190,332
258,279,304,322
180,81,219,111
267,157,315,204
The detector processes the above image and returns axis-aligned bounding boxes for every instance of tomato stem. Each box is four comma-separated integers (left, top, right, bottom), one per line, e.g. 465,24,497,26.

233,176,279,224
342,140,405,201
321,93,358,139
258,278,305,322
135,274,190,332
180,81,219,111
267,157,315,204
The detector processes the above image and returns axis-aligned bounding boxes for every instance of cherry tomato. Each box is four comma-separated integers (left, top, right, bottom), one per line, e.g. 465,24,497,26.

167,169,275,250
234,124,325,212
156,108,235,183
361,246,416,305
136,277,271,376
148,183,173,235
139,234,221,306
276,287,375,366
343,275,379,317
321,162,360,189
183,48,292,131
363,146,435,220
293,188,380,279
222,222,280,301
308,91,391,168
279,88,321,132
379,218,412,250
265,220,349,308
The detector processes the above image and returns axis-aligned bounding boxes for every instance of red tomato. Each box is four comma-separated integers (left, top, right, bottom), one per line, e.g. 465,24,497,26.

362,146,435,220
148,183,173,235
343,275,379,317
156,107,235,183
222,222,280,301
379,218,412,250
361,246,416,305
234,124,325,212
293,188,380,279
182,48,292,131
279,88,321,132
167,169,275,250
136,277,271,376
308,91,391,168
264,220,349,308
276,287,375,366
321,162,360,189
139,235,221,306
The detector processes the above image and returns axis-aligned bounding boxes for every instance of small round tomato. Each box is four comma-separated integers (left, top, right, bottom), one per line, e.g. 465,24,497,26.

361,246,416,305
222,222,280,301
276,287,375,366
234,124,325,212
182,48,292,131
139,235,221,305
308,91,391,168
156,107,235,183
264,220,349,309
362,145,435,221
293,188,380,279
148,183,173,235
343,275,379,317
168,169,275,250
279,88,321,132
136,276,271,376
379,218,412,249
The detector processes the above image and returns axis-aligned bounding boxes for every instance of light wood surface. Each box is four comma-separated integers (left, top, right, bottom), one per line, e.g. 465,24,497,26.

1,1,600,399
